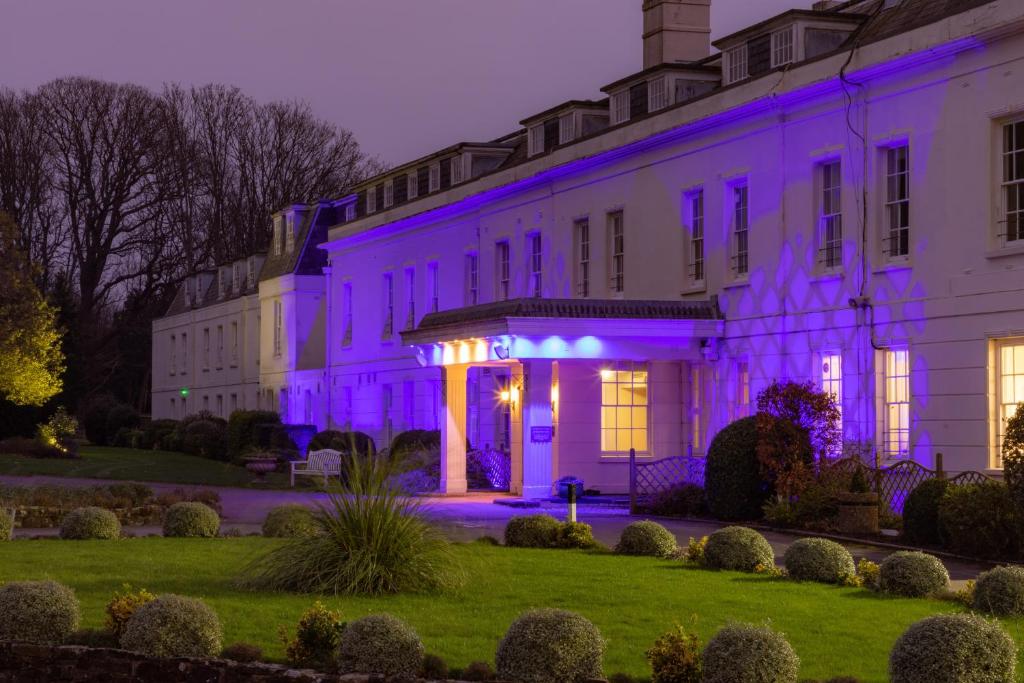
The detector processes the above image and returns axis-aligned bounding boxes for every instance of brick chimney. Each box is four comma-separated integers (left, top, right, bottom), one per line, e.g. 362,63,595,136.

642,0,712,69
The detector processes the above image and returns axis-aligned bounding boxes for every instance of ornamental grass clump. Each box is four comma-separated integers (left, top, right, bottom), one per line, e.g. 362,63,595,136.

59,506,121,540
972,565,1024,616
162,501,220,538
0,580,80,643
615,520,678,558
262,504,318,538
703,526,775,572
241,454,462,595
504,514,561,548
496,608,605,683
783,538,855,584
119,594,222,658
701,623,799,683
336,614,424,678
878,551,949,597
889,613,1016,683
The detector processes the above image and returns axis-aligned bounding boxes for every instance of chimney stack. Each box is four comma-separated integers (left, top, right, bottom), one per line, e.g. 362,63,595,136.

642,0,712,69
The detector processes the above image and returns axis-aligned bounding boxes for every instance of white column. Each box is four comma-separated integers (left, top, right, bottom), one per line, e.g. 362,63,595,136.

440,364,468,495
520,359,555,499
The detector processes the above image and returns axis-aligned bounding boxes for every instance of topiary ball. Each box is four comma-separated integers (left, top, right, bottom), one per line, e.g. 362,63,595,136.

120,594,223,657
162,501,220,538
496,609,605,683
337,613,424,679
504,514,561,548
261,504,318,538
879,551,948,597
702,623,800,683
783,538,855,584
59,506,122,540
557,521,597,549
0,581,80,643
901,479,950,546
703,526,775,572
889,613,1016,683
972,565,1024,617
614,520,678,558
704,417,768,520
0,509,12,541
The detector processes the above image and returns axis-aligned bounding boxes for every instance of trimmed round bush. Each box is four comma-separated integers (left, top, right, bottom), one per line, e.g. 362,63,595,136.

0,580,80,643
783,538,855,584
496,609,605,683
162,501,220,538
60,506,122,540
337,614,424,678
0,508,12,541
889,613,1016,683
262,504,318,538
902,479,949,546
704,417,768,520
879,551,948,597
702,623,800,683
973,565,1024,617
703,526,774,572
504,514,561,548
121,594,222,657
614,520,678,558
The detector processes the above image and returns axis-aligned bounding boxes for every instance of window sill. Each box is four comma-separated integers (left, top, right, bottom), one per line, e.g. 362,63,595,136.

600,452,652,460
681,282,707,295
985,242,1024,259
810,270,844,283
873,261,912,275
722,278,749,290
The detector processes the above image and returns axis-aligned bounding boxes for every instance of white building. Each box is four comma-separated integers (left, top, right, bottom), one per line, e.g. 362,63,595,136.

155,0,1024,498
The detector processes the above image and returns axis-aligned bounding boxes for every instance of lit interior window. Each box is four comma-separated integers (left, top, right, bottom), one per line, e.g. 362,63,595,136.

883,348,910,459
997,341,1024,467
600,363,648,453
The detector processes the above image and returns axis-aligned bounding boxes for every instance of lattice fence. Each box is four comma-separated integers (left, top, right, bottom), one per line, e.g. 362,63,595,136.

470,448,511,491
630,452,706,504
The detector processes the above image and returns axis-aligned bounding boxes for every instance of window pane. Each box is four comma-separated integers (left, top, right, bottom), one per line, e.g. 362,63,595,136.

616,430,632,451
616,406,632,429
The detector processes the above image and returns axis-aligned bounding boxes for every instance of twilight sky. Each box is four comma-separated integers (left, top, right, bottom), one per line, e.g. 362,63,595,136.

0,0,797,166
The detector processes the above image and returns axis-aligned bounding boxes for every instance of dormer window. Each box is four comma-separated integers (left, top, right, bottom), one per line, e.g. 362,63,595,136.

345,202,356,222
272,216,283,256
367,187,377,214
648,76,669,112
247,256,257,289
218,269,228,299
285,213,295,253
528,124,545,157
232,263,241,293
383,180,394,208
725,45,748,85
451,155,464,184
610,91,630,125
559,113,577,145
429,164,440,192
771,26,795,67
407,172,418,200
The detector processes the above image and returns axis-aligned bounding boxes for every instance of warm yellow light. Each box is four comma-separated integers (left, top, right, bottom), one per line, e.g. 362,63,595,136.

510,385,520,405
600,369,614,381
550,384,559,403
499,390,511,402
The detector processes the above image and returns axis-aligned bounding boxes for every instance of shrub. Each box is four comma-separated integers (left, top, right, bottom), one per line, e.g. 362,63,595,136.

137,418,179,451
889,613,1016,683
59,506,121,540
556,521,598,549
646,483,705,517
0,580,80,643
495,609,605,683
0,508,11,541
902,479,950,546
181,418,228,460
105,403,140,446
309,429,376,456
36,406,79,455
702,623,800,683
783,538,855,584
337,613,424,678
262,504,318,538
615,520,678,558
162,501,220,538
972,565,1024,616
703,526,774,572
120,594,222,658
938,481,1022,559
281,601,344,671
856,558,881,590
879,551,949,597
705,417,767,520
0,435,66,459
391,429,440,455
421,653,449,679
1002,403,1024,511
226,410,281,461
222,642,263,663
64,628,119,648
646,624,702,683
461,661,496,681
241,456,463,595
105,584,156,639
504,514,561,548
685,536,707,564
80,395,117,446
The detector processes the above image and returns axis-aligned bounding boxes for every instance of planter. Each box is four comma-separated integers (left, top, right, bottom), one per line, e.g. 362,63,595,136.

835,492,879,534
243,458,278,484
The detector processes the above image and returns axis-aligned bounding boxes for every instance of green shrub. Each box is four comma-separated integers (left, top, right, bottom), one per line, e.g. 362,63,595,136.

80,395,117,446
495,608,605,683
938,482,1022,559
337,613,424,678
105,403,141,446
460,661,496,681
889,613,1015,683
120,594,222,658
702,623,799,683
615,520,678,558
704,417,767,520
162,501,220,538
504,514,561,548
879,551,949,597
902,479,950,546
221,642,263,662
105,584,156,639
262,504,318,538
0,580,80,643
646,483,705,517
309,429,375,456
64,628,119,648
59,506,121,540
783,538,855,584
703,526,774,572
391,429,440,455
556,521,597,549
972,565,1024,616
0,508,11,541
646,624,702,683
281,601,344,671
137,419,179,451
421,653,449,679
181,418,228,460
226,410,281,461
1002,403,1024,511
0,435,66,459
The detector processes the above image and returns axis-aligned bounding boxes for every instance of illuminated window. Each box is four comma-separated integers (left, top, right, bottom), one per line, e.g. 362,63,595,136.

885,145,910,258
608,211,625,294
382,272,394,339
996,340,1024,467
882,348,910,459
819,160,842,269
575,218,590,297
528,124,545,157
495,241,510,301
610,91,630,125
821,351,843,428
272,302,282,357
341,282,353,347
771,27,795,67
407,172,419,200
732,184,749,277
528,233,542,297
690,365,704,456
648,76,668,111
464,252,479,305
427,262,439,313
601,364,648,454
1001,120,1024,244
687,189,705,283
725,45,748,84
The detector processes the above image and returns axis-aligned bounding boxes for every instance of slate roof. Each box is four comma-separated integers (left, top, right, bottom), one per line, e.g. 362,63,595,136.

258,203,338,282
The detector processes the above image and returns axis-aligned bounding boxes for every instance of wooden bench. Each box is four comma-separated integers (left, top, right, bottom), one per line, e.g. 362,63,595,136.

290,449,343,487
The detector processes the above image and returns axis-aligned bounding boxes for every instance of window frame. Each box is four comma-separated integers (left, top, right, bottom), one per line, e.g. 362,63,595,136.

725,45,748,85
880,347,911,460
884,144,911,260
820,350,843,437
559,113,577,145
383,180,394,208
169,334,176,376
341,281,353,347
1000,119,1024,246
610,90,630,125
366,186,377,214
648,76,669,112
345,202,356,222
429,163,441,192
528,124,546,157
404,267,415,331
450,154,464,184
686,188,705,285
495,241,510,301
272,301,282,357
427,262,439,313
407,172,419,201
730,182,750,279
574,218,591,298
994,338,1024,468
528,232,542,298
770,26,795,68
818,159,843,270
382,272,395,340
608,210,625,295
464,252,479,306
600,362,650,456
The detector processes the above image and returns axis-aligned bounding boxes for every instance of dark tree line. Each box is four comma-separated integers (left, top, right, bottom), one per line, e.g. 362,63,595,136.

0,77,382,417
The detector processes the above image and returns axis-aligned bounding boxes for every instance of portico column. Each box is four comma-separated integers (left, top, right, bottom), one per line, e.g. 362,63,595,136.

440,364,469,495
520,359,555,499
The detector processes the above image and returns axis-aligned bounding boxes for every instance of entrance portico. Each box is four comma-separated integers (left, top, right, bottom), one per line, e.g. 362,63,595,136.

402,298,723,497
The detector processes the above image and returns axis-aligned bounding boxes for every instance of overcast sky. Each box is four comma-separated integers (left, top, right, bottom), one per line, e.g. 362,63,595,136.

0,0,798,165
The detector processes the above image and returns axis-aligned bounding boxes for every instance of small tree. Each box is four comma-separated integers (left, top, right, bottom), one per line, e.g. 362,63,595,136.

1002,403,1024,510
755,380,841,498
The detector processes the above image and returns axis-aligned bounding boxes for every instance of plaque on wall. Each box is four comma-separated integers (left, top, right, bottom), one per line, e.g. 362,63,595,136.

530,426,554,443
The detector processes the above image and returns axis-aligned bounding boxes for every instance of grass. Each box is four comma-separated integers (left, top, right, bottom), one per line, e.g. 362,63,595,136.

2,538,1022,681
0,446,288,488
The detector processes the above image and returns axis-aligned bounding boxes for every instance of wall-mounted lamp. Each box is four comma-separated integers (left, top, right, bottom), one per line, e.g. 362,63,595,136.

499,390,511,402
494,344,510,360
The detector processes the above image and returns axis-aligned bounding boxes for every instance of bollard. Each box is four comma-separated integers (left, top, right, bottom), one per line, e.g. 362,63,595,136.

568,482,577,523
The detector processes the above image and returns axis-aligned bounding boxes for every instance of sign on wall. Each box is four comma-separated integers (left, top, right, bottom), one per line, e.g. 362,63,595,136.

530,426,554,443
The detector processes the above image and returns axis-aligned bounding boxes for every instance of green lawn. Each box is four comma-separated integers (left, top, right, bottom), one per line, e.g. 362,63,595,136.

2,538,1020,681
0,446,288,487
